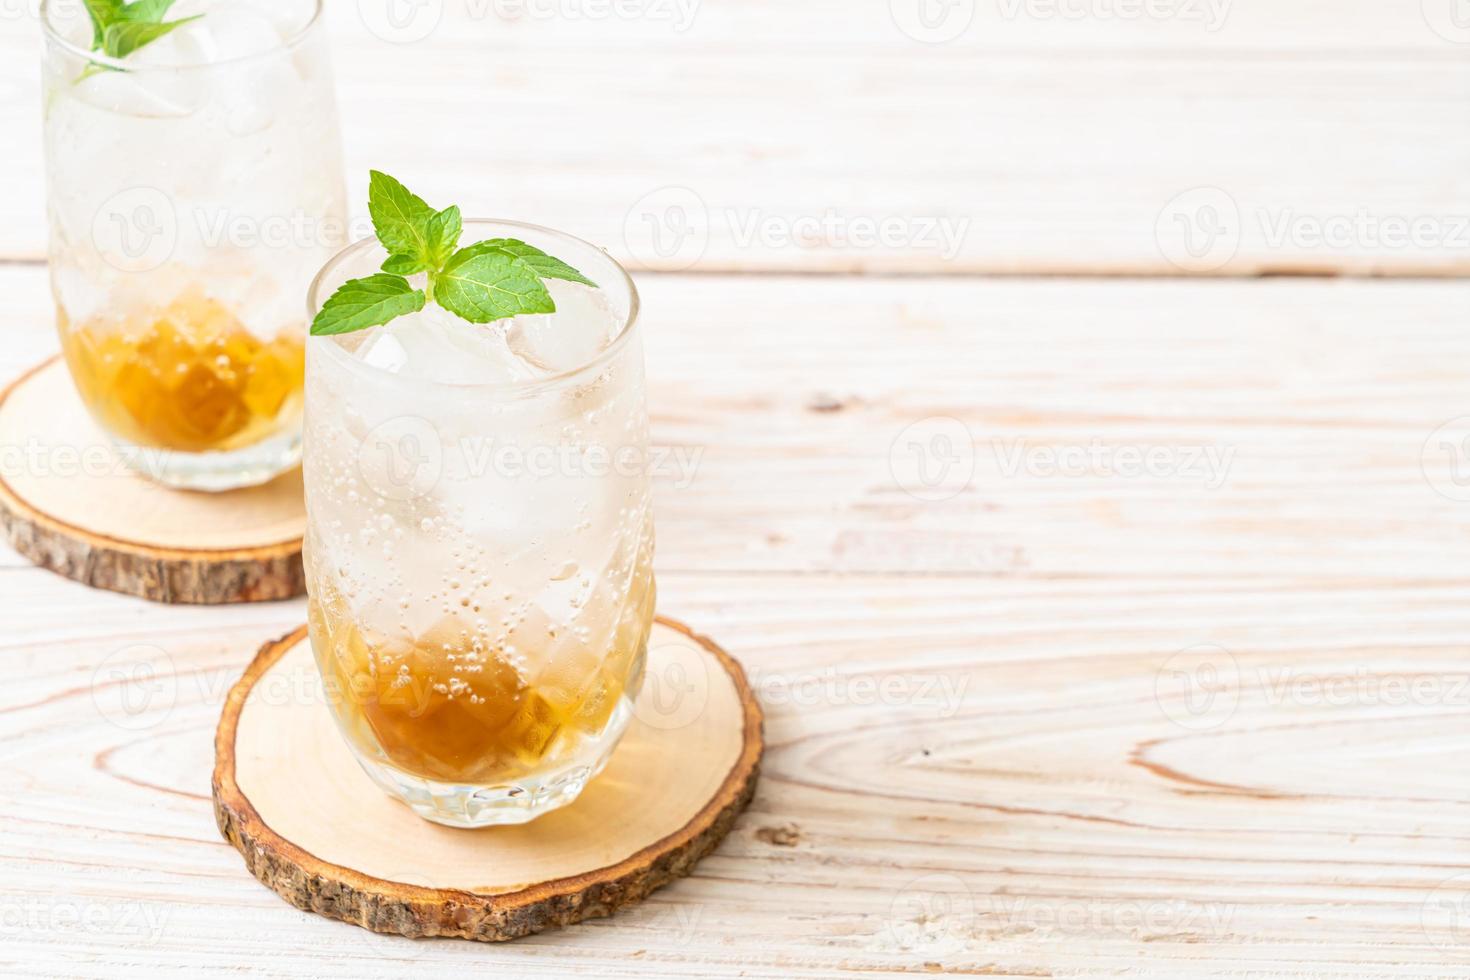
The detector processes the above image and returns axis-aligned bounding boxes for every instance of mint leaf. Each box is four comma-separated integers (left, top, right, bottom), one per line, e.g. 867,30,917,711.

102,16,199,59
381,252,427,276
425,206,462,272
114,0,177,21
368,170,436,272
82,0,123,47
435,248,555,324
458,238,597,288
310,274,426,336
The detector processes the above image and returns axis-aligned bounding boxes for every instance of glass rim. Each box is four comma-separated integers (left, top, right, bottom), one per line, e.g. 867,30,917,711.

307,218,642,396
40,0,325,73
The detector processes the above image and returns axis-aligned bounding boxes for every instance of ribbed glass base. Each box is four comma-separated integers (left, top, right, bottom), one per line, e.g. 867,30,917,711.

113,426,301,492
347,698,634,828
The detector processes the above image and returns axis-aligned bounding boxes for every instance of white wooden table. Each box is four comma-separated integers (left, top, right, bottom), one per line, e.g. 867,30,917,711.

2,2,1469,976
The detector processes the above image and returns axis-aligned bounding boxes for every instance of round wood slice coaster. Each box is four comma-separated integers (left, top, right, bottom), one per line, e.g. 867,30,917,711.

0,357,305,604
213,616,764,943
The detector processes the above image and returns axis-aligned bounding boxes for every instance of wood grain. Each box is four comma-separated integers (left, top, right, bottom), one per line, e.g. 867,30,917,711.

1,0,1467,274
0,263,1468,975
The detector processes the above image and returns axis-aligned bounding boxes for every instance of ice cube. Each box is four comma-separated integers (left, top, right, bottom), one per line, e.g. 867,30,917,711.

365,305,540,386
141,3,287,65
360,331,409,374
505,281,620,375
71,69,198,118
133,4,300,136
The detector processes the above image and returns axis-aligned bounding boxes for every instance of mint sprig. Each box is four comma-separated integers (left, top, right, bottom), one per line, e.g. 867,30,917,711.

79,0,201,79
310,274,427,337
310,171,598,337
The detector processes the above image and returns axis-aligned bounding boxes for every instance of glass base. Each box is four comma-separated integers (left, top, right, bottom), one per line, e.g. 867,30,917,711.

112,427,302,492
348,699,635,828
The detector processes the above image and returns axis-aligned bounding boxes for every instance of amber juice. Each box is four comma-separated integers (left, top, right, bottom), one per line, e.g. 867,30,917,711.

309,548,654,786
58,290,305,454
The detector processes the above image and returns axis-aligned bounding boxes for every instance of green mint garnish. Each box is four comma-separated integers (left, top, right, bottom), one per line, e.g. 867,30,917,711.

79,0,201,79
310,171,598,337
435,245,554,324
310,274,427,337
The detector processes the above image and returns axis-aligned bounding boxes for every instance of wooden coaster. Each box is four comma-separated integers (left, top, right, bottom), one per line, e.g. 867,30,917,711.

212,616,764,942
0,357,305,603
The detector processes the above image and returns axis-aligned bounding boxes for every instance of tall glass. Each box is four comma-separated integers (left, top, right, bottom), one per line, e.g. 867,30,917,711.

303,221,656,827
41,0,347,490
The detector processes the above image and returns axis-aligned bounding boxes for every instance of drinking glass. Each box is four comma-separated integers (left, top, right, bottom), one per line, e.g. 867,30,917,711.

41,0,348,490
303,221,656,827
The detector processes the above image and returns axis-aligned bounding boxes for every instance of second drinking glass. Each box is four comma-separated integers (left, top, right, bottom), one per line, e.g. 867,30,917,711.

41,0,347,489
